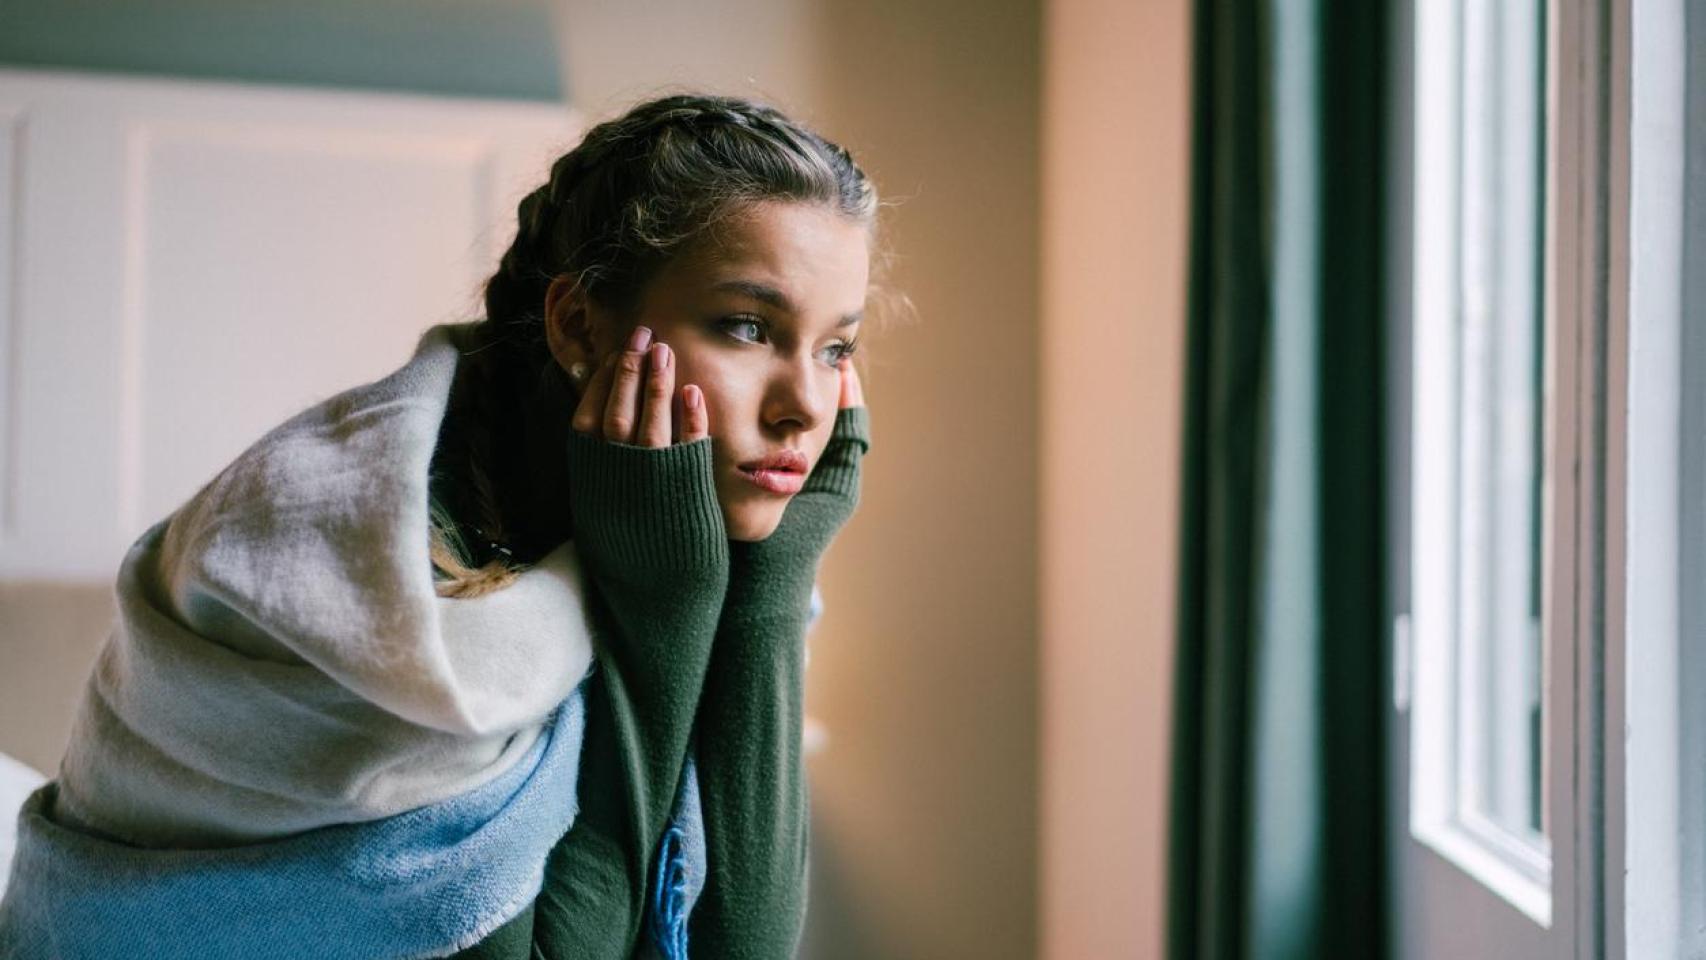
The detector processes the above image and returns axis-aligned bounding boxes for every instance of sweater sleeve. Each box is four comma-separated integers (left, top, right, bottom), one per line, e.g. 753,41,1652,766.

460,431,730,960
687,406,870,959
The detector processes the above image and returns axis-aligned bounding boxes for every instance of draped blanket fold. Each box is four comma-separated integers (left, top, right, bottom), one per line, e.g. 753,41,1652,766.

1,698,586,960
0,323,708,959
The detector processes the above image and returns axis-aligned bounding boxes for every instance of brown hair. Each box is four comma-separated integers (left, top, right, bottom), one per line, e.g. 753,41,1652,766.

429,92,889,598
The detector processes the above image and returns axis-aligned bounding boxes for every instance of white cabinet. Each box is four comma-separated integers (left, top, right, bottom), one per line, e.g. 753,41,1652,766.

0,68,580,581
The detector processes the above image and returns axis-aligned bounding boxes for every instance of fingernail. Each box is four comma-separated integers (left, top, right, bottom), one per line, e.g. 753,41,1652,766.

686,385,700,410
627,326,653,352
651,342,670,368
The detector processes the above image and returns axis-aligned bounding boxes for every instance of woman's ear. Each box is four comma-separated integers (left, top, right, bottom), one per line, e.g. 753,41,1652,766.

543,275,596,373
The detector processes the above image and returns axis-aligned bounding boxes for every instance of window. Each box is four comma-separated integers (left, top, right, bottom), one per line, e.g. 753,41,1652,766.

1406,0,1551,925
1392,0,1622,955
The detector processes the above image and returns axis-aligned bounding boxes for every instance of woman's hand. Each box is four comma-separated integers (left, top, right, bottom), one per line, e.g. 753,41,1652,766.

561,322,728,586
836,355,864,410
570,325,708,447
794,357,869,501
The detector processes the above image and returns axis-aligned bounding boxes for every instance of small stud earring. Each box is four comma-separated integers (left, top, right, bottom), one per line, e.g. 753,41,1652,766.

569,361,589,382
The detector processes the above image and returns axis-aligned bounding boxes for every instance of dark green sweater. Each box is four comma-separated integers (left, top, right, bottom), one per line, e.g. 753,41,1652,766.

455,405,870,959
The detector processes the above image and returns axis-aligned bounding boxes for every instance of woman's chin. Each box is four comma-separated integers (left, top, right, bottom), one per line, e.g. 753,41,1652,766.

723,504,784,543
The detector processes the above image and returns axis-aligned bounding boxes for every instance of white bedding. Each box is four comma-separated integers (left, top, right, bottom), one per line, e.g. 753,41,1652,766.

0,752,47,900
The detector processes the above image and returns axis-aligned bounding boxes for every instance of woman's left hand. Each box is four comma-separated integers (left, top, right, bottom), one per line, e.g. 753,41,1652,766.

837,356,864,410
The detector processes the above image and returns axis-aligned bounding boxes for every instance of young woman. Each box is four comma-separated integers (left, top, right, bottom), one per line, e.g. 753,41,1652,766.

0,93,881,960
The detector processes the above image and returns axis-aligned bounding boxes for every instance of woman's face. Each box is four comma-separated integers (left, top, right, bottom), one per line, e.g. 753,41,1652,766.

549,200,870,541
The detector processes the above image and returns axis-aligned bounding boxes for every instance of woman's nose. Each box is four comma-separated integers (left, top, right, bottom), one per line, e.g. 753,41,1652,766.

763,355,833,434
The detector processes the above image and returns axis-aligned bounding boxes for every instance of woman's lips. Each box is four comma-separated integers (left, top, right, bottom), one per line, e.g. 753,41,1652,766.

738,466,806,495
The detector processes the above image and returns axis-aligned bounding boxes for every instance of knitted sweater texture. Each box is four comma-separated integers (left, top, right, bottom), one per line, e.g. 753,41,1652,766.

458,406,870,959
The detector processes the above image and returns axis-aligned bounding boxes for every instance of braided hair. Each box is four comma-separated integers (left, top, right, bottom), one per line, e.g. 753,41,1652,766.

429,93,884,598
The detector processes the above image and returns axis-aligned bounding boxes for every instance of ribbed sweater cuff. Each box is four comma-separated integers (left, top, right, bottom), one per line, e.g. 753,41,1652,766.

564,432,728,578
832,405,870,446
802,406,870,499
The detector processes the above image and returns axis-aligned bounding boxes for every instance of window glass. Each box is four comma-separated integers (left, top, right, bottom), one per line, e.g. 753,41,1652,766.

1452,0,1548,849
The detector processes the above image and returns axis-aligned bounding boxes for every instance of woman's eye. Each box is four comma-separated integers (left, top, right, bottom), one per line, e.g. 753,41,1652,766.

819,339,860,366
720,316,858,367
720,317,766,344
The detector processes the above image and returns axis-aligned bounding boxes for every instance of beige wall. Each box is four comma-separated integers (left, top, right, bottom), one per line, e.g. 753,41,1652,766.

1040,0,1191,956
806,5,1042,957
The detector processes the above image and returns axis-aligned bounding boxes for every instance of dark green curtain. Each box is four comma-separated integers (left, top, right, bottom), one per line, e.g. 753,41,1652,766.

1166,0,1391,957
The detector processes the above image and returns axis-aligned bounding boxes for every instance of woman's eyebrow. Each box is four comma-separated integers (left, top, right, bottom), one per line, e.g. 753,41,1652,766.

713,279,790,309
712,279,863,327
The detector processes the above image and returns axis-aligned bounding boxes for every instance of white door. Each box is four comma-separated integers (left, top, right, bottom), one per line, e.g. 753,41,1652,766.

0,68,580,582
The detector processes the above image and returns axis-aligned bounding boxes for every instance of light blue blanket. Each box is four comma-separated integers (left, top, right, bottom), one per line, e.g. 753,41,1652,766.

0,685,709,960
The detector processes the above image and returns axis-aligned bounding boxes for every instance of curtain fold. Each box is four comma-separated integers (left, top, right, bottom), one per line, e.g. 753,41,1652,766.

1166,0,1391,957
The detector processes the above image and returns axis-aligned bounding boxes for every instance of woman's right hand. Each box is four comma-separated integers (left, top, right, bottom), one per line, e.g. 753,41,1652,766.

570,325,708,447
562,322,727,586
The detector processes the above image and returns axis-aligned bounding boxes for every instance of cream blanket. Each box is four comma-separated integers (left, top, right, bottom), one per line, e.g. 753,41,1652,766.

53,323,596,847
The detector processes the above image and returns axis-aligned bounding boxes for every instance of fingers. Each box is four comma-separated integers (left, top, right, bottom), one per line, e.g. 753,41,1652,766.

602,326,653,443
636,341,674,448
568,324,709,448
571,352,617,436
680,385,709,443
838,357,865,409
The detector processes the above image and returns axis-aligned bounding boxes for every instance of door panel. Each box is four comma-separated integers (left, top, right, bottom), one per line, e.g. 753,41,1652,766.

0,68,577,581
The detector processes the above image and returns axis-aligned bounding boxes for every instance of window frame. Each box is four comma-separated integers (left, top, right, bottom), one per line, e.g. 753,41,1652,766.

1612,0,1704,958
